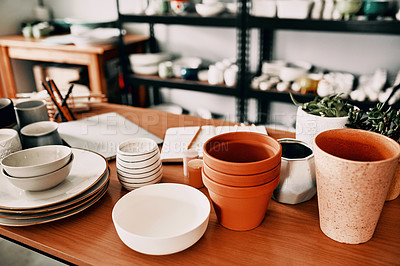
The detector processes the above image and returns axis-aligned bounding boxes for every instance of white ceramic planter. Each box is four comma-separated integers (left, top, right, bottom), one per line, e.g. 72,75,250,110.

295,107,349,148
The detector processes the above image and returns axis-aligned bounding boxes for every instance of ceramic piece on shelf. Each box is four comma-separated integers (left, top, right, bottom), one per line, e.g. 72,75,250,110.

322,0,335,19
295,107,349,148
311,0,324,19
195,2,225,17
252,0,277,17
273,138,316,204
158,61,174,79
314,128,400,244
203,170,280,231
223,65,238,87
208,65,224,85
170,0,191,15
335,0,362,20
276,0,313,19
363,0,390,19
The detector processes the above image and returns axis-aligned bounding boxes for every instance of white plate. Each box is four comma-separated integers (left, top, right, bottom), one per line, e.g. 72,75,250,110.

0,168,109,214
0,181,109,226
0,148,107,209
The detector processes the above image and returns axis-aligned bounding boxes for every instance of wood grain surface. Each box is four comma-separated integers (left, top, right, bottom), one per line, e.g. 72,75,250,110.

0,102,399,265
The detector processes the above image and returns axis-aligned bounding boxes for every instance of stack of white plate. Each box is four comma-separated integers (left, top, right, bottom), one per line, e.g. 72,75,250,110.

117,138,163,190
0,148,109,226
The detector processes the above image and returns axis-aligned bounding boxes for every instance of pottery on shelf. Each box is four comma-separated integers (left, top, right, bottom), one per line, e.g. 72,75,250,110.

202,169,280,231
314,128,400,244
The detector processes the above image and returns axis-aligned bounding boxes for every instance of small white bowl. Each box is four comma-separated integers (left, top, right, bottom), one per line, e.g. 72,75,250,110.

117,162,162,179
112,183,210,255
3,153,74,191
118,138,158,155
1,145,72,177
129,53,172,66
195,3,225,17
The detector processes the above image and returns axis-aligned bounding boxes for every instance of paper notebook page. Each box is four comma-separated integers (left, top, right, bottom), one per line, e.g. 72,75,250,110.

215,125,268,135
160,125,216,162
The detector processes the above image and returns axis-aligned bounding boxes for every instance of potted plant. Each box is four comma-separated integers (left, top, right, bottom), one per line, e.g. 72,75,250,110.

290,93,354,147
347,103,400,201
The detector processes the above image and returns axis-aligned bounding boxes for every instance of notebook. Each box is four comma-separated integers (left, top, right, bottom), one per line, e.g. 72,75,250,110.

58,112,163,160
160,125,268,162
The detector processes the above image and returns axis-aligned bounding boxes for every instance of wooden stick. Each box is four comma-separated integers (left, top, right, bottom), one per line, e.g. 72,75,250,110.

55,83,75,120
49,79,76,120
42,81,73,122
187,125,202,150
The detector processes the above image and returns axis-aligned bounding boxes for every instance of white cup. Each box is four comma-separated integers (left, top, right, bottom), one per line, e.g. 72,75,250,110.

208,65,224,85
224,65,238,87
0,129,22,161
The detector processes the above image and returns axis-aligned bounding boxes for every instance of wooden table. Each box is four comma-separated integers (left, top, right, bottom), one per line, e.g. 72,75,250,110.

0,35,149,98
0,102,399,265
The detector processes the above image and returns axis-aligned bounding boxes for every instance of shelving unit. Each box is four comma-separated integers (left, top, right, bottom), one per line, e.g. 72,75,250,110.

248,16,400,124
115,0,248,122
116,0,400,124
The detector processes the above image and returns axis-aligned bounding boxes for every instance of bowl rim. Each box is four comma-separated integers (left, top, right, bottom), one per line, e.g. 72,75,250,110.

20,121,59,137
112,183,210,240
118,138,158,156
3,153,74,180
1,145,72,170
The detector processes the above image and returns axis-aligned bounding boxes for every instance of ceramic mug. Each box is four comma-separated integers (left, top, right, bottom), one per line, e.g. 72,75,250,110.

0,98,18,129
273,138,316,204
158,61,174,79
0,129,22,161
20,121,63,149
208,65,224,85
15,100,49,129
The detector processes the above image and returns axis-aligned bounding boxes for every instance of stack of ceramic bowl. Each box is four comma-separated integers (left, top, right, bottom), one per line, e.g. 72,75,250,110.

0,145,73,191
117,138,162,191
202,132,282,231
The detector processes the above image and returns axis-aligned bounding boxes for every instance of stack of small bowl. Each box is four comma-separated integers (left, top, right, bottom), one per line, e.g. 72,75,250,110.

202,132,282,231
0,145,73,191
117,138,163,190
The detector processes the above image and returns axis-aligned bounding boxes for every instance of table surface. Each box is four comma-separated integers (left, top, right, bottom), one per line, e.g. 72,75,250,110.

0,103,399,265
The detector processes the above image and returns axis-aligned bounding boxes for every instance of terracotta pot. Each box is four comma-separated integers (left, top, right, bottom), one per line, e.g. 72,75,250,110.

203,160,280,187
295,107,349,148
314,128,400,244
386,160,400,201
203,132,282,175
202,170,280,231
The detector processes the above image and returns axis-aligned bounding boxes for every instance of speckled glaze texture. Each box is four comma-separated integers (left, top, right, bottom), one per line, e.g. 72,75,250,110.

386,161,400,201
314,129,400,244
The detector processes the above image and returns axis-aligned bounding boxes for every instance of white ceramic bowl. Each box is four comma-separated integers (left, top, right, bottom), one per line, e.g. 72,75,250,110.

129,53,172,66
195,3,225,17
276,0,313,19
117,162,162,179
3,153,74,191
112,183,210,255
118,138,158,155
1,145,72,177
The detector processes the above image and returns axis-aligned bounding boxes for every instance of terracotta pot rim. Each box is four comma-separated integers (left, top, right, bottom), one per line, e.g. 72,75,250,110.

314,128,400,164
203,161,280,187
203,132,282,170
204,160,281,177
297,106,349,120
202,169,280,198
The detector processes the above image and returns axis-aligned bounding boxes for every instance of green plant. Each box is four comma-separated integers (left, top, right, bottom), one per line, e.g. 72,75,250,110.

347,103,400,143
290,93,354,117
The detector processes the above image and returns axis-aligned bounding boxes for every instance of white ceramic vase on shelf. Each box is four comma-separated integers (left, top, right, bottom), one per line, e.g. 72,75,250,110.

295,107,349,148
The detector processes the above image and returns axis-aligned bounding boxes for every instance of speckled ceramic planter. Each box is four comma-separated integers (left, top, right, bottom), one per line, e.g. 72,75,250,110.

386,160,400,201
314,129,400,244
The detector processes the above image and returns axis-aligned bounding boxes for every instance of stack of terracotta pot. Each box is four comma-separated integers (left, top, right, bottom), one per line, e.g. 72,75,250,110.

202,132,282,231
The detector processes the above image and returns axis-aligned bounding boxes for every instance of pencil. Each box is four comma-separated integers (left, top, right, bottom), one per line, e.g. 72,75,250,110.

187,125,202,150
